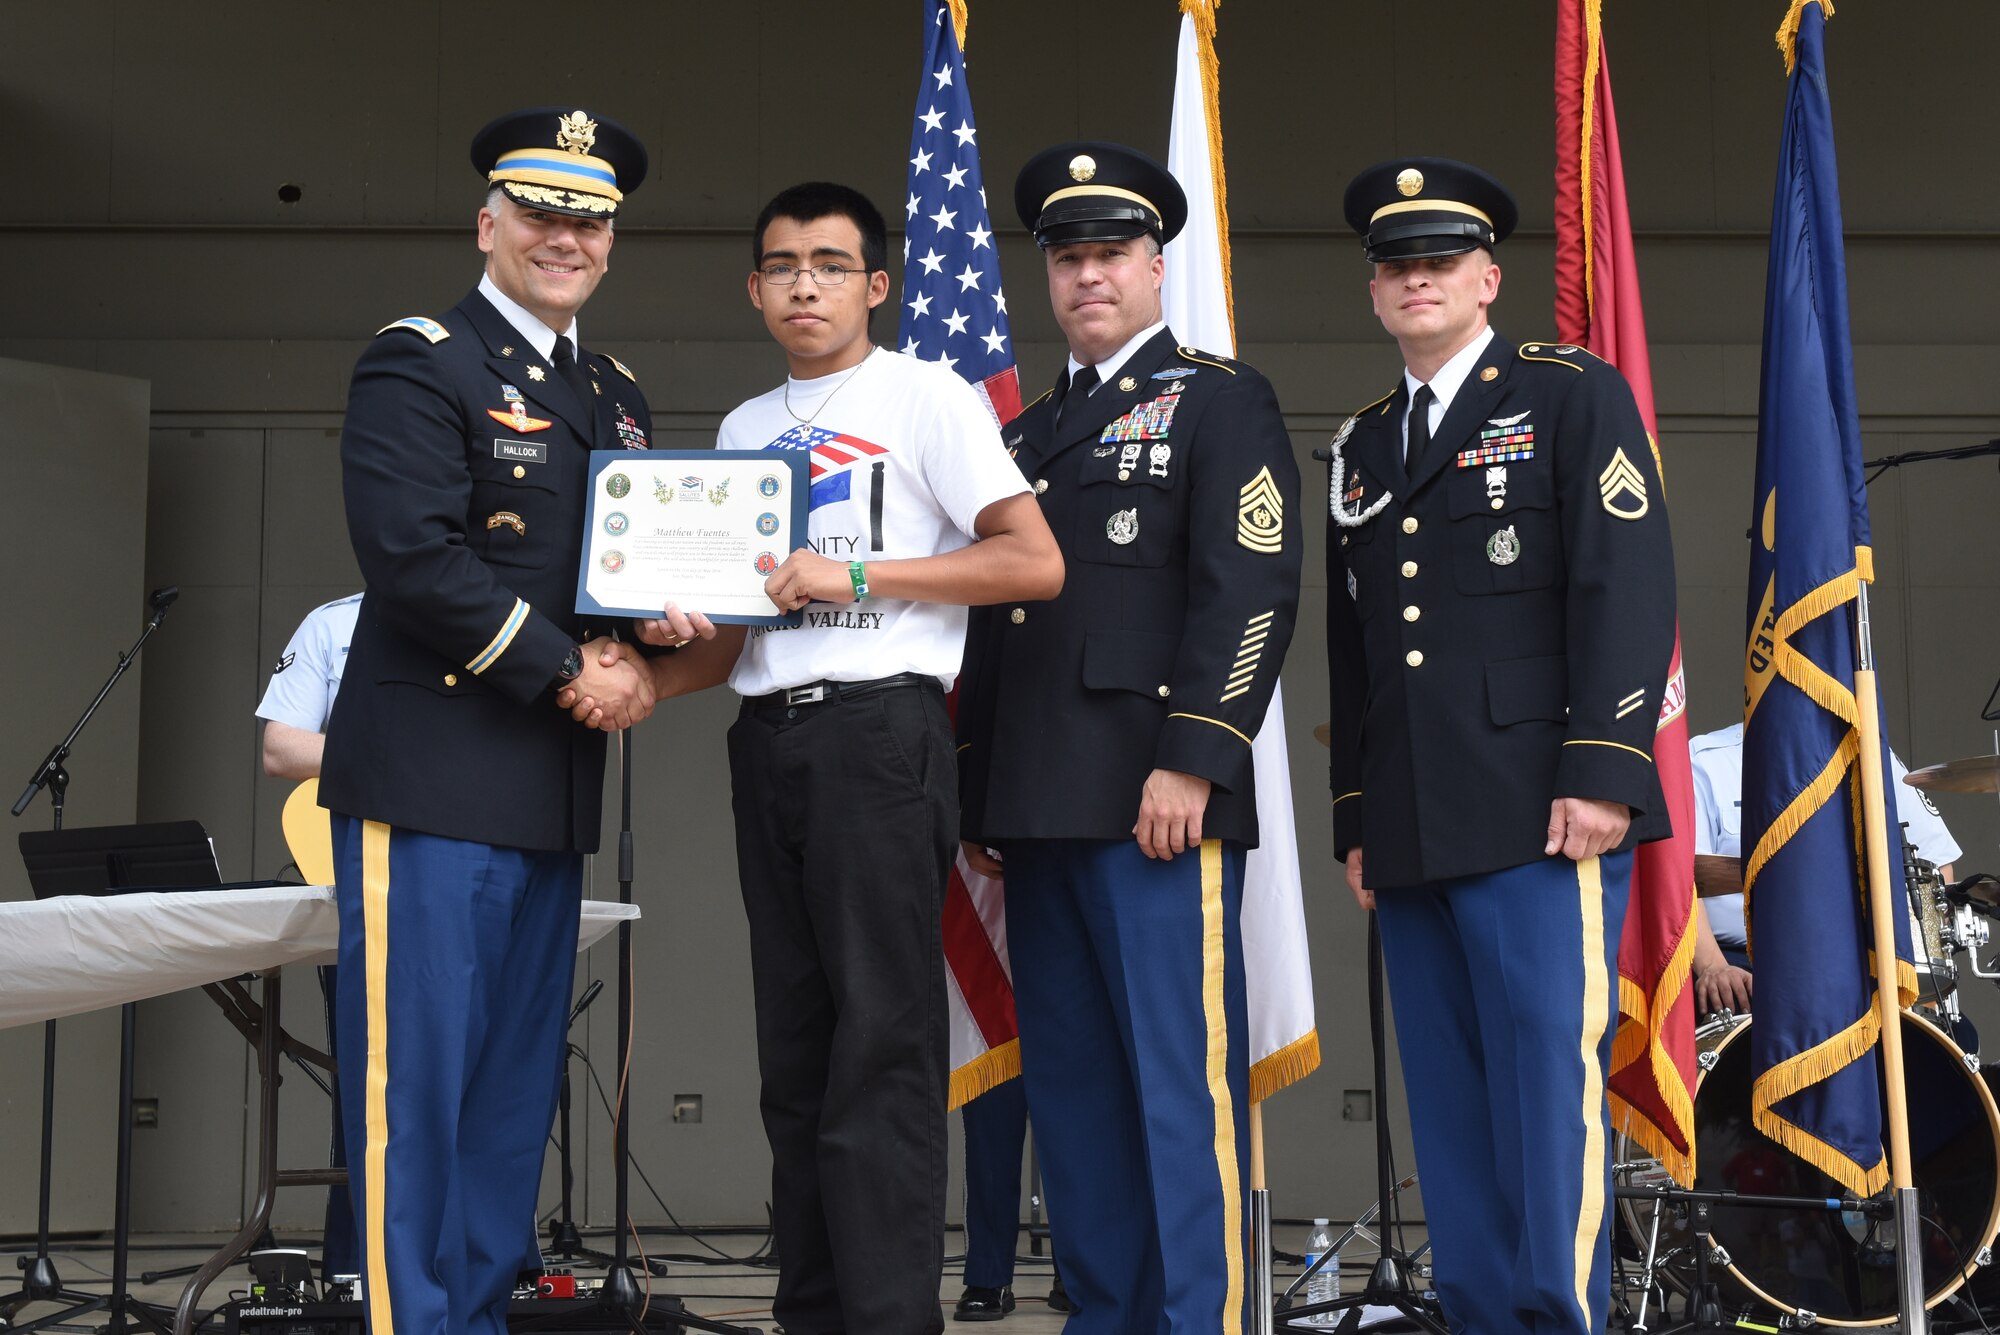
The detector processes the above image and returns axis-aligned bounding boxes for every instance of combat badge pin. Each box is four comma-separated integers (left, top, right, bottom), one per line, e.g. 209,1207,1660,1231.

1486,466,1507,509
1107,508,1139,545
1599,448,1650,519
487,403,553,432
1486,525,1520,565
1149,443,1171,478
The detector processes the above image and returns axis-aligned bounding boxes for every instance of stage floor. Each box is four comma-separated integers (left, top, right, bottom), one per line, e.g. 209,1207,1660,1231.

2,1225,1360,1335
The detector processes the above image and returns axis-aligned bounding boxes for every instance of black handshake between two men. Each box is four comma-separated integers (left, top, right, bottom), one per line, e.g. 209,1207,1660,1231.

318,98,1673,1335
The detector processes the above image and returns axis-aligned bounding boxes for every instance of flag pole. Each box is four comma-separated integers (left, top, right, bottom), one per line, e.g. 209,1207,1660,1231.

1850,574,1925,1333
1248,1106,1271,1335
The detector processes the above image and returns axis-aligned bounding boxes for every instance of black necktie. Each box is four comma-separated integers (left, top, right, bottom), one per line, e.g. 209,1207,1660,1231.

552,335,595,416
1407,383,1436,472
1058,365,1099,429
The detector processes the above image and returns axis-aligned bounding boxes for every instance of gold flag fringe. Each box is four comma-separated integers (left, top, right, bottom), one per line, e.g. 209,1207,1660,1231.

1776,0,1834,77
1250,1028,1321,1105
1577,0,1603,321
948,1037,1019,1111
1751,1005,1888,1197
946,0,969,51
1608,884,1699,1185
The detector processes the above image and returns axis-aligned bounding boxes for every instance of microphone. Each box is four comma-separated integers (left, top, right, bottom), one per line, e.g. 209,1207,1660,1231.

568,978,605,1026
149,586,180,612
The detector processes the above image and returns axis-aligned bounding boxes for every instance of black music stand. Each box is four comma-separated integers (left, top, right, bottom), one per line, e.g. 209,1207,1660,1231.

16,820,226,1335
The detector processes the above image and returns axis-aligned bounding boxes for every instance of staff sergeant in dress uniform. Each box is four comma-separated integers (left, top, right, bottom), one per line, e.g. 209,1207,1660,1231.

1324,158,1676,1335
956,141,1302,1335
319,106,669,1335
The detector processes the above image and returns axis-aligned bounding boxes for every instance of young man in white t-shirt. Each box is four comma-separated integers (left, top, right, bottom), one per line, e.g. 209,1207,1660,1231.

569,182,1061,1335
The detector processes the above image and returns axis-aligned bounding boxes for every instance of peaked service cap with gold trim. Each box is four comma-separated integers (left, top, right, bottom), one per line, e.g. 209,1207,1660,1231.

1014,141,1188,248
1342,157,1517,263
471,107,648,219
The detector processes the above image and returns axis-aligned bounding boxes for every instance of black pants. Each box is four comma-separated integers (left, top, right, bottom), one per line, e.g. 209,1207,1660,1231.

728,680,955,1335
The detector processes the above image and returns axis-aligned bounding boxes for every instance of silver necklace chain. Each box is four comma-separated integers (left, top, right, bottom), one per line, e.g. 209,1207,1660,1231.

784,345,877,424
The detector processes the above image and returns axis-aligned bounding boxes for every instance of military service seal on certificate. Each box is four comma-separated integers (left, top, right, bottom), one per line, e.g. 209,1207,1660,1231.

576,450,809,626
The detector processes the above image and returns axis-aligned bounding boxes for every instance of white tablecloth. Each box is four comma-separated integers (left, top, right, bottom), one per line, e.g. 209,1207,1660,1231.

0,885,638,1029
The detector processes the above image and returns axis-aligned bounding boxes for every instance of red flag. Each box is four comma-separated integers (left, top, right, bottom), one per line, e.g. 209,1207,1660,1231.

1555,0,1699,1186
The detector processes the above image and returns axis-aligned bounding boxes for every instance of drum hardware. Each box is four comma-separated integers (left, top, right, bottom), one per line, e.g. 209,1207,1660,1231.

1903,755,2000,796
1615,1009,2000,1328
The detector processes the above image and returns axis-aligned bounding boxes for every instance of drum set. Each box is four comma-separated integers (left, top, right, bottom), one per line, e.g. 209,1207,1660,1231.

1613,755,2000,1331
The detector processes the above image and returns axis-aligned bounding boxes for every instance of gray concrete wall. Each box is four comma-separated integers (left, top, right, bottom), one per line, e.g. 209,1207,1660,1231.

3,0,1998,1239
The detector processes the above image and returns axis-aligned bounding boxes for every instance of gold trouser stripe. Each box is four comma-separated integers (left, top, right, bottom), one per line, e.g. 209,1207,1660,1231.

1200,839,1246,1335
1571,855,1610,1329
361,821,396,1335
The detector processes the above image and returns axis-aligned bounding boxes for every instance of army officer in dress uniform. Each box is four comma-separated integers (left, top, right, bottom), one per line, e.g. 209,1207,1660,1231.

957,142,1302,1335
319,107,668,1335
1323,158,1676,1335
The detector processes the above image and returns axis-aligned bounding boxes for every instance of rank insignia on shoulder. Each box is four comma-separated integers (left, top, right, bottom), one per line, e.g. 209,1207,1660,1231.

1152,365,1198,379
377,315,449,343
487,403,554,433
1599,447,1650,519
604,354,638,382
1237,466,1285,553
273,651,295,674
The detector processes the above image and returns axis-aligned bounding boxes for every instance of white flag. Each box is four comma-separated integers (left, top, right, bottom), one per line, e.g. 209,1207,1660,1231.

1163,6,1320,1101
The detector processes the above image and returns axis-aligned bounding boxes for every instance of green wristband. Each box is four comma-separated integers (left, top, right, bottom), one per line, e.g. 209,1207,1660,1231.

849,560,870,601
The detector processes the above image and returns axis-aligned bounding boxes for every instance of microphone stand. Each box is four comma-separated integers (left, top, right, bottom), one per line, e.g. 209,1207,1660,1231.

4,588,177,1335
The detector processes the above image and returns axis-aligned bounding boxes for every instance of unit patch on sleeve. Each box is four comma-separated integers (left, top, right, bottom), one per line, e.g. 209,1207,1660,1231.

1102,393,1182,443
1598,447,1650,519
1237,466,1285,553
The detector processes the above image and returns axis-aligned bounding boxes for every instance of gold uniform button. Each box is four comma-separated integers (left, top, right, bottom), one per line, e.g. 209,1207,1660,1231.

443,673,458,686
1034,478,1049,495
1401,560,1417,578
1340,535,1350,547
1405,650,1423,668
513,465,526,479
1403,605,1421,622
1402,516,1419,534
1157,685,1171,699
1009,608,1026,625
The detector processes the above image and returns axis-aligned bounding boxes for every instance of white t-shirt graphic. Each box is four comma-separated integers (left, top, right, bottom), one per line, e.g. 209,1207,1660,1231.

717,348,1028,697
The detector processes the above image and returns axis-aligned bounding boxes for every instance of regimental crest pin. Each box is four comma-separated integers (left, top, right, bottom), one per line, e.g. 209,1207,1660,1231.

1118,376,1138,392
1486,525,1521,566
1107,508,1139,545
501,383,523,403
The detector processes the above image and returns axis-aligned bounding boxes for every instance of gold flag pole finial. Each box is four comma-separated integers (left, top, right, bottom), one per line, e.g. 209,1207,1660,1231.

1776,0,1834,76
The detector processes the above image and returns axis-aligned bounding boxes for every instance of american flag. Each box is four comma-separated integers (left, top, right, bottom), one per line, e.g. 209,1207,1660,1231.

896,0,1021,427
899,0,1021,1108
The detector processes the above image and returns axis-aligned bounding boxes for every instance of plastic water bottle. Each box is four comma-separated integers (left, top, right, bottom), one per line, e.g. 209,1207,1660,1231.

1304,1217,1338,1323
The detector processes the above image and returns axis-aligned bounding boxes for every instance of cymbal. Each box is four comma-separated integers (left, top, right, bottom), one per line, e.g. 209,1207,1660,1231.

1904,755,2000,795
1313,722,1331,748
1694,853,1744,899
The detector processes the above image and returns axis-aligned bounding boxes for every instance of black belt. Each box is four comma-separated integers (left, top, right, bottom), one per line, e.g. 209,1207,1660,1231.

747,671,936,712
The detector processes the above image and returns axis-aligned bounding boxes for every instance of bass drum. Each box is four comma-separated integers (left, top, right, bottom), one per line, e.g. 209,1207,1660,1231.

1616,1009,2000,1326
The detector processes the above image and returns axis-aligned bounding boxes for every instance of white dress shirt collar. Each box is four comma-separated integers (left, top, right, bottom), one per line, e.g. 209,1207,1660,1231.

478,273,579,365
1066,320,1169,394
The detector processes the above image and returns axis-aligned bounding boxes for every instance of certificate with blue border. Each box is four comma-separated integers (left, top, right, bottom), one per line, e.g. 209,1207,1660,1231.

576,450,809,626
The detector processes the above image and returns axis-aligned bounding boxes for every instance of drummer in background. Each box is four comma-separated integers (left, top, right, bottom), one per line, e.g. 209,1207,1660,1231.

1690,720,1959,1017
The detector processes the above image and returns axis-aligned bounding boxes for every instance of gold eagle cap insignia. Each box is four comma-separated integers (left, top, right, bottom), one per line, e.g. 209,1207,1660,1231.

1599,448,1650,520
1237,466,1285,553
557,111,598,155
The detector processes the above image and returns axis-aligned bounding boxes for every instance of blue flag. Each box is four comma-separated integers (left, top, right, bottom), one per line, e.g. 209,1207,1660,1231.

1743,0,1913,1198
